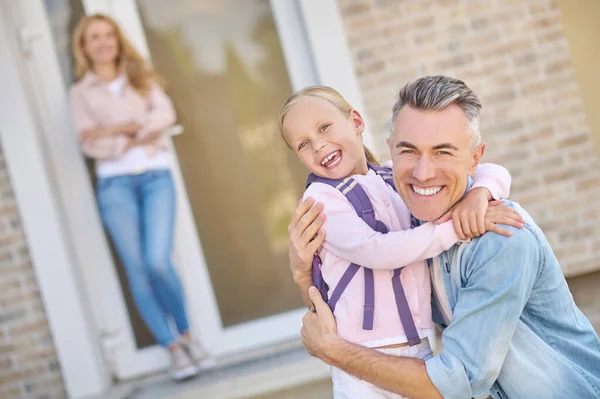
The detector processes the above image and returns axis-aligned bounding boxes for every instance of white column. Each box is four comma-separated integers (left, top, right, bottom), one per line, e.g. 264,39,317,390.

0,2,111,397
298,0,377,151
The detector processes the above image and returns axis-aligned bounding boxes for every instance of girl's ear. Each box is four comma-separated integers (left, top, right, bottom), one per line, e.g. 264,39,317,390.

350,109,365,134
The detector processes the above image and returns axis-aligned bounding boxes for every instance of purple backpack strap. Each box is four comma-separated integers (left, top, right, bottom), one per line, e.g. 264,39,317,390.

392,268,421,345
307,174,380,329
368,163,396,191
306,170,421,342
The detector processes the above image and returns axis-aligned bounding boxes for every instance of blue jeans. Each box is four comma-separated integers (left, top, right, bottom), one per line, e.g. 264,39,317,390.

96,169,189,347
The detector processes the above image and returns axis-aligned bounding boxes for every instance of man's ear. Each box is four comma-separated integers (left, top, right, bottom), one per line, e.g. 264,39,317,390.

468,143,485,175
350,109,365,134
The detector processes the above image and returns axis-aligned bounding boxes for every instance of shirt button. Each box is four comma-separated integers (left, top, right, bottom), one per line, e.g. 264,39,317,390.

414,317,420,324
385,201,391,207
409,277,416,283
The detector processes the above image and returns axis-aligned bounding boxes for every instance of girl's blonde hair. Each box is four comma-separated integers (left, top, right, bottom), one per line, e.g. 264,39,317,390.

279,86,378,165
72,13,161,96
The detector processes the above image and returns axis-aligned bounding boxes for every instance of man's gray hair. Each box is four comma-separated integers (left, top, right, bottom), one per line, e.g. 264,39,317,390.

390,76,482,149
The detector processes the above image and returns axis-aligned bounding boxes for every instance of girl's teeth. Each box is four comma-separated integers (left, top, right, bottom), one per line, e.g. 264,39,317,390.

321,151,339,166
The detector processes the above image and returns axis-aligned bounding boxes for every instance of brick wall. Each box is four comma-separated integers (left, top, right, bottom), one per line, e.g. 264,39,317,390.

0,147,65,398
339,0,600,277
1,1,599,398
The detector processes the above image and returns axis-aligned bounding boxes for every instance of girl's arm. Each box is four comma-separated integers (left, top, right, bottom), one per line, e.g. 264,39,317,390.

472,162,511,200
306,184,459,270
312,162,514,270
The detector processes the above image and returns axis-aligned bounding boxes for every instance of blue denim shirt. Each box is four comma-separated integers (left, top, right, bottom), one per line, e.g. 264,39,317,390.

424,200,600,399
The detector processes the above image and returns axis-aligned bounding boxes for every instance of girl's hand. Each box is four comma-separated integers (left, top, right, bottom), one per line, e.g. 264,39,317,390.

436,188,524,240
484,201,525,237
439,187,492,240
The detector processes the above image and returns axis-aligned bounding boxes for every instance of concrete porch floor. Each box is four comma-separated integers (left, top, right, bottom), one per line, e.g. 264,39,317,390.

100,343,332,399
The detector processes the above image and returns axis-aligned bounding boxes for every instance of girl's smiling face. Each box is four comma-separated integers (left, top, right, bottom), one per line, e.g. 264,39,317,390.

282,97,368,179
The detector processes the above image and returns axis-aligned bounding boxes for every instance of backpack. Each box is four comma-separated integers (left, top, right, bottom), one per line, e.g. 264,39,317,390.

307,164,421,346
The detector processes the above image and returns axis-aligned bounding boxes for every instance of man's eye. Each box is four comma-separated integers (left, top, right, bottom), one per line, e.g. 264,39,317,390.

297,142,308,150
319,124,330,133
399,149,415,155
436,151,451,156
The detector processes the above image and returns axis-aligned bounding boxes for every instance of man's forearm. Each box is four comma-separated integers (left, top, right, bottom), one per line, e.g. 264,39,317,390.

294,273,314,308
322,338,443,399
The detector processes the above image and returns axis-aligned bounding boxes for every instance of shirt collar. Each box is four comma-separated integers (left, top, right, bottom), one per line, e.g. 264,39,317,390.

80,71,127,87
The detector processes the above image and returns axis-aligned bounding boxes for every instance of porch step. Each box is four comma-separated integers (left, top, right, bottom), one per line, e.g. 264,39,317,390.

100,344,331,399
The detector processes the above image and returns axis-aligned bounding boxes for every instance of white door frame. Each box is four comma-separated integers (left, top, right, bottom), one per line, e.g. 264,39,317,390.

1,0,371,396
0,1,110,397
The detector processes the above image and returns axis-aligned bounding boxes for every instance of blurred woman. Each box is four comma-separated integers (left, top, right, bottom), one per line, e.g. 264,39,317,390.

69,13,211,381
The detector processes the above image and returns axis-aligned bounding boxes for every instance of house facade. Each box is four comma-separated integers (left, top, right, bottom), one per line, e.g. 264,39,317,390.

0,0,599,398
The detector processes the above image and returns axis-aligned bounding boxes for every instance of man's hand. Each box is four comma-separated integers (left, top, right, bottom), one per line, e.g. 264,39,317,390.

288,197,326,283
301,286,339,361
301,288,443,398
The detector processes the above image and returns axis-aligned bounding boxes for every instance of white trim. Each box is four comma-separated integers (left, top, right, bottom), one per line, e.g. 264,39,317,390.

270,0,319,90
298,0,377,150
0,3,110,398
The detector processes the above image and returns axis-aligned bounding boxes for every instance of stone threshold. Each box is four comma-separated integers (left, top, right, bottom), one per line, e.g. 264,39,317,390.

96,341,330,399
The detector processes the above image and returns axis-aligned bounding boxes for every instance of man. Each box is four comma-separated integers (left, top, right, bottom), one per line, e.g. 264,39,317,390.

288,76,600,398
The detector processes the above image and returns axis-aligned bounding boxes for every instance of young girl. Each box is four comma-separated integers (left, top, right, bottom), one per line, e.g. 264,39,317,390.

279,86,520,398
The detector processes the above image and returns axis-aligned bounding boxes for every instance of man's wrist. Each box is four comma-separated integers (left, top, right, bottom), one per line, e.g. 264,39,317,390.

319,334,348,366
293,269,312,286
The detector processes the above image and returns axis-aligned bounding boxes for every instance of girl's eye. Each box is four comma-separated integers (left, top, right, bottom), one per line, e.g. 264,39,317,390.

297,141,308,150
318,124,330,133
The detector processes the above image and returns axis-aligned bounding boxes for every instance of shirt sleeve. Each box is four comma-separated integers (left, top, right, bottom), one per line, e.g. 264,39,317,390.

425,221,541,399
68,87,129,160
137,84,176,139
472,163,511,200
305,183,461,270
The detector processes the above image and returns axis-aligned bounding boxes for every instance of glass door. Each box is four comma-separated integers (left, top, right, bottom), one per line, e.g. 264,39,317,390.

33,0,322,381
101,0,320,377
127,0,316,349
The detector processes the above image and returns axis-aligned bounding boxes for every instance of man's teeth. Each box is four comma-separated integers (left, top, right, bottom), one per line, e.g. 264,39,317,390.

412,186,442,196
321,151,339,166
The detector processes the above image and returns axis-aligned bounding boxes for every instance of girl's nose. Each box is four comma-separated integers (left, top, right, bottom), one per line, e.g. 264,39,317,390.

313,139,327,153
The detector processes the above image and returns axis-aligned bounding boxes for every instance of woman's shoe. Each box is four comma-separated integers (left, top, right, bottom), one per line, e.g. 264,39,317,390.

179,337,217,369
169,346,199,381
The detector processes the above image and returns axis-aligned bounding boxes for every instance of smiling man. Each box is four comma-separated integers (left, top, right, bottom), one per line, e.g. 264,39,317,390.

290,76,600,398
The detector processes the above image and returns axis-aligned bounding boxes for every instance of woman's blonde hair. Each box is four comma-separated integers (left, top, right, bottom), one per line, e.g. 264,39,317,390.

279,86,378,165
72,13,161,96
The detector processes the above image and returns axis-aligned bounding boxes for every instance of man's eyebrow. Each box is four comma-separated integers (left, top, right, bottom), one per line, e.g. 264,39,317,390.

395,141,417,149
432,143,460,151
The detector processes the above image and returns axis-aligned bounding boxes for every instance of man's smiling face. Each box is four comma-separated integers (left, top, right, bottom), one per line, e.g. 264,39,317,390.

387,104,484,222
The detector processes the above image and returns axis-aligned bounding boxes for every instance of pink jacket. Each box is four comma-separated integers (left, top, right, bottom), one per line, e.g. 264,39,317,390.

68,73,176,160
303,162,511,347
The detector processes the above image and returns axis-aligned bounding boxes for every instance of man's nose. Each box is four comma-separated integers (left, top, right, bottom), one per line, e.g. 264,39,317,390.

413,156,435,182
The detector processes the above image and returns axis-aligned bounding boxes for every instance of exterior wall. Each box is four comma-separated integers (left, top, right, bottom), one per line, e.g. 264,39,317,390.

2,1,600,397
0,148,66,398
338,0,600,277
